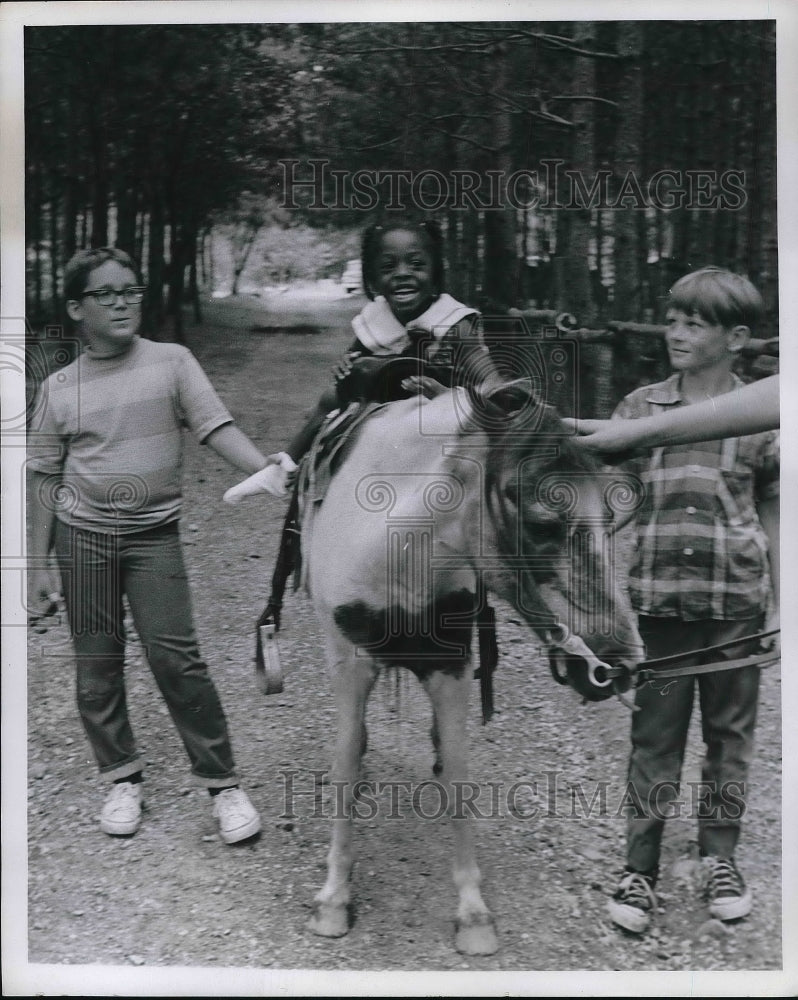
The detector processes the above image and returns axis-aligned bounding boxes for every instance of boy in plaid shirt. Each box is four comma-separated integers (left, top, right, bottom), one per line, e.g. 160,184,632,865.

607,267,779,934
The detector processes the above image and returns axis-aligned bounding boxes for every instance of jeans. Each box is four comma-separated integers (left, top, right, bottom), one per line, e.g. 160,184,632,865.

626,615,763,873
55,519,238,786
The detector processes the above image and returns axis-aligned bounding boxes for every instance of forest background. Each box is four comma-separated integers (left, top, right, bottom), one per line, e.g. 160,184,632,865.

24,19,777,343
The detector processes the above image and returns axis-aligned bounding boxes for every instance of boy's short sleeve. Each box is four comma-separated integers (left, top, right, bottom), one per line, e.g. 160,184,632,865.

174,349,233,443
27,379,67,476
610,392,642,422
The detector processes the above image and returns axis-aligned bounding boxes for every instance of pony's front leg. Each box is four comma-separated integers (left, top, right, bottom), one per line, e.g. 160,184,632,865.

423,667,499,956
308,641,376,939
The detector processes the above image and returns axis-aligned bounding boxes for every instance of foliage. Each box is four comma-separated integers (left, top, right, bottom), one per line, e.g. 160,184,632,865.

25,20,777,336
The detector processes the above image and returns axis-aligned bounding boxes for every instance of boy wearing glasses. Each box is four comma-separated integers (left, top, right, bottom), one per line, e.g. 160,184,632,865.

28,247,267,844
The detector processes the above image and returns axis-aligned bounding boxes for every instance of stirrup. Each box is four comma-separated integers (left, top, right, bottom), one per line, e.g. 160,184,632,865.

255,608,284,695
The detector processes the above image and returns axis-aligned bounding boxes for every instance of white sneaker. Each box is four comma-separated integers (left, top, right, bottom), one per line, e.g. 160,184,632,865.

212,787,261,844
100,781,142,836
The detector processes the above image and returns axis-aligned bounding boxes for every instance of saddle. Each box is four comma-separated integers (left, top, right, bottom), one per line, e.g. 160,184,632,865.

335,354,454,407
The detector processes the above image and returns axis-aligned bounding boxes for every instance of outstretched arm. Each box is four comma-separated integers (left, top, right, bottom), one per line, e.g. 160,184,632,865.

204,423,269,475
565,375,779,452
207,424,300,504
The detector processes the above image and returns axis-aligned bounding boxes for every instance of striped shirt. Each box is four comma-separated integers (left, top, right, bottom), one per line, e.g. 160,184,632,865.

28,336,232,534
613,374,779,621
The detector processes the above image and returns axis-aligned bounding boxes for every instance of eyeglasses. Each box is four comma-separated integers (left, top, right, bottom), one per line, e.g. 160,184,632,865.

81,286,146,306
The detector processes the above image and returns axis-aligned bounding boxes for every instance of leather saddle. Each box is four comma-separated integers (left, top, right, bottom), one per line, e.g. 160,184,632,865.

336,355,454,407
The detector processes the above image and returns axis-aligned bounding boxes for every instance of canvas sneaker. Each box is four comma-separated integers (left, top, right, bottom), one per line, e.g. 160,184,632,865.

212,787,261,844
607,869,658,933
703,856,752,920
100,781,143,836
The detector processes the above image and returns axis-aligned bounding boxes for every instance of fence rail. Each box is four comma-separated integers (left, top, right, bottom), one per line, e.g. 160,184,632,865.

483,309,780,419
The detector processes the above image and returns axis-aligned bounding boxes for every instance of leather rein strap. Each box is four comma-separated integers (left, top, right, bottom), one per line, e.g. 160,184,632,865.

619,629,780,684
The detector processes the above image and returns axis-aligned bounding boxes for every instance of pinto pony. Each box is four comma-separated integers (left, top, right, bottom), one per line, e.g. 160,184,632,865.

303,382,644,955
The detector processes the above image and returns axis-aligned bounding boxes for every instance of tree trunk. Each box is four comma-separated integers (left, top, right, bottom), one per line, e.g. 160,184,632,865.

481,42,517,310
63,86,79,260
190,227,202,324
29,161,43,323
116,175,137,255
167,218,186,344
91,135,109,247
748,23,777,334
207,227,215,296
147,195,165,336
136,210,146,266
563,24,607,416
563,25,596,326
49,176,60,321
613,21,643,323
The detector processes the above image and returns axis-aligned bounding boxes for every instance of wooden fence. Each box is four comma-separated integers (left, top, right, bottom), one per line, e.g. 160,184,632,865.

482,309,779,419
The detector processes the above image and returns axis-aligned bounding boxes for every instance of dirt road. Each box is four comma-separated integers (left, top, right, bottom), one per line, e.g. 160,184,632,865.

17,287,786,995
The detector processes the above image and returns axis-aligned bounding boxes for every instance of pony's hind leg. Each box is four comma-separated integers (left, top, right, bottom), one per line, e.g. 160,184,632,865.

430,711,442,775
308,634,377,939
422,667,498,956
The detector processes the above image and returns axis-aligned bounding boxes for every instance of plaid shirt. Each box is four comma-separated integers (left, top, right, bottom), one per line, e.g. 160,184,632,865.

614,374,779,621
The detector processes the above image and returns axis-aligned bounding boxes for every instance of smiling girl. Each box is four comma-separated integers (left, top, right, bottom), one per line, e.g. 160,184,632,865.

247,218,507,497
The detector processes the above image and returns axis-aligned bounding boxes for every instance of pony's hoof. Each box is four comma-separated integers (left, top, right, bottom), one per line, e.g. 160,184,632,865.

308,901,350,938
455,913,499,955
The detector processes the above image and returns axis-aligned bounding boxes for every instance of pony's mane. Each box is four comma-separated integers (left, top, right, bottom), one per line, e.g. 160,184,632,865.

482,401,602,570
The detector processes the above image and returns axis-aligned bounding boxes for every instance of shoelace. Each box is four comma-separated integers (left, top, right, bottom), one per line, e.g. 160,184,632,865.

705,858,743,898
617,872,657,910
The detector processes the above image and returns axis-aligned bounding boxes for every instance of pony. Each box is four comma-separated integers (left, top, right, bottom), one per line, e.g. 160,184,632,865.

302,381,645,956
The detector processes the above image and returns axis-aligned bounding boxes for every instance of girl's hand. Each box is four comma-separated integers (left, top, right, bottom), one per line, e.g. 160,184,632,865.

401,375,448,399
333,351,361,382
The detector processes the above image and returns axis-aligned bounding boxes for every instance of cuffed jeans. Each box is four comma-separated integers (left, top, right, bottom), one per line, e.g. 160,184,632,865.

55,519,238,786
626,615,763,873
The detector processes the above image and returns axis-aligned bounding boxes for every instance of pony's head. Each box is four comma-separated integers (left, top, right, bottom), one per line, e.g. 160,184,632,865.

481,390,645,698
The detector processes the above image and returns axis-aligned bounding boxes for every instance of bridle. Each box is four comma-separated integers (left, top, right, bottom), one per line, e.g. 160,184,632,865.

546,627,780,708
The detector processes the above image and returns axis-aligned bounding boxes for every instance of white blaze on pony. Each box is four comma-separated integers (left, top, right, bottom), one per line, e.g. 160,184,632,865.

304,383,644,956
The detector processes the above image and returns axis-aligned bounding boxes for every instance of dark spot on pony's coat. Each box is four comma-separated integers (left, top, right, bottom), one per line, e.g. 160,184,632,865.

333,590,478,680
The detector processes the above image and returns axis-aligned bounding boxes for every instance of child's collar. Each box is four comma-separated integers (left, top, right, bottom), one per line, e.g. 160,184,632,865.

83,334,139,360
645,371,743,406
352,294,478,355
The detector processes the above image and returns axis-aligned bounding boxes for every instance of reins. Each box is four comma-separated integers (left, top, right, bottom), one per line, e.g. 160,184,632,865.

546,627,779,709
625,630,780,684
